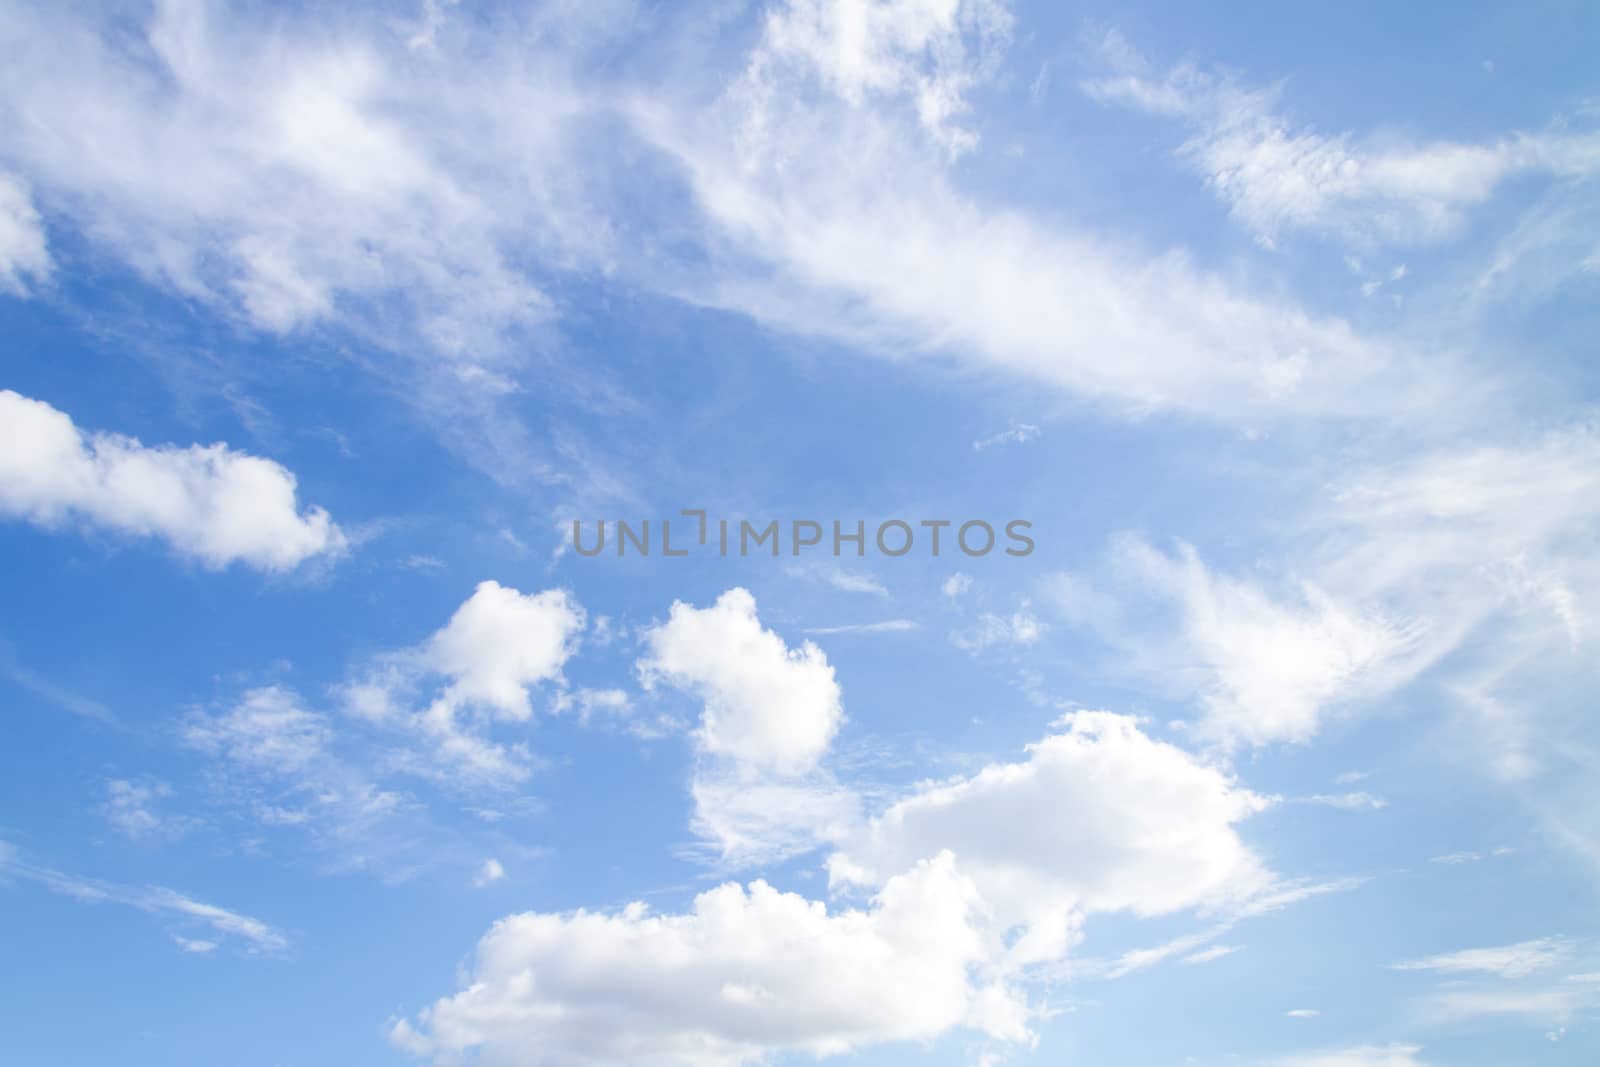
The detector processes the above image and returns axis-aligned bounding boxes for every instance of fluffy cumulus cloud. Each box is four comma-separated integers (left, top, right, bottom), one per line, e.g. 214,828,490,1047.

639,588,842,776
0,390,345,571
340,581,587,786
1084,30,1600,248
0,171,51,293
829,711,1273,965
423,581,586,722
392,851,1029,1066
639,588,851,865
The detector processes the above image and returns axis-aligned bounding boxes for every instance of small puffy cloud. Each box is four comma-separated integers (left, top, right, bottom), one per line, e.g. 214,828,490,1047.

473,858,505,887
342,581,587,786
1300,792,1389,811
0,390,345,571
0,172,51,293
1392,937,1572,979
829,711,1272,965
424,581,585,722
639,588,843,776
1285,1008,1321,1018
393,851,1029,1066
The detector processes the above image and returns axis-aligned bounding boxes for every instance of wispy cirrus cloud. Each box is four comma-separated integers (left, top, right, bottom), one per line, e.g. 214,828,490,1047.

0,842,287,954
1393,937,1573,979
1083,29,1600,250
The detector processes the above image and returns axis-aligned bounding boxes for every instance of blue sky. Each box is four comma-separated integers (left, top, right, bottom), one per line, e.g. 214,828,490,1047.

1,2,1598,1065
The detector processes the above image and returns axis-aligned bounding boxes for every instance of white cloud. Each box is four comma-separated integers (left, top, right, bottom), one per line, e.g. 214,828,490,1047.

1182,944,1240,965
942,572,973,597
802,619,919,635
1085,31,1600,248
688,768,861,869
0,650,115,723
639,588,850,865
1268,1046,1430,1067
0,1,561,367
1049,537,1417,748
0,171,51,293
951,609,1043,653
759,0,1013,157
473,858,505,887
0,2,1456,434
0,390,345,571
0,844,286,954
101,778,196,841
393,851,1030,1066
345,581,586,786
1285,1008,1321,1018
1417,988,1589,1026
183,686,418,853
423,581,585,722
185,686,335,777
639,588,842,776
630,4,1435,427
1393,937,1572,979
829,711,1272,966
973,422,1039,451
785,561,889,596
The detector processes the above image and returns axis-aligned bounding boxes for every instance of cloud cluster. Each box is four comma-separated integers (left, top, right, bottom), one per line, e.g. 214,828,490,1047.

0,0,1464,430
0,390,345,571
394,852,1029,1065
396,588,1299,1064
